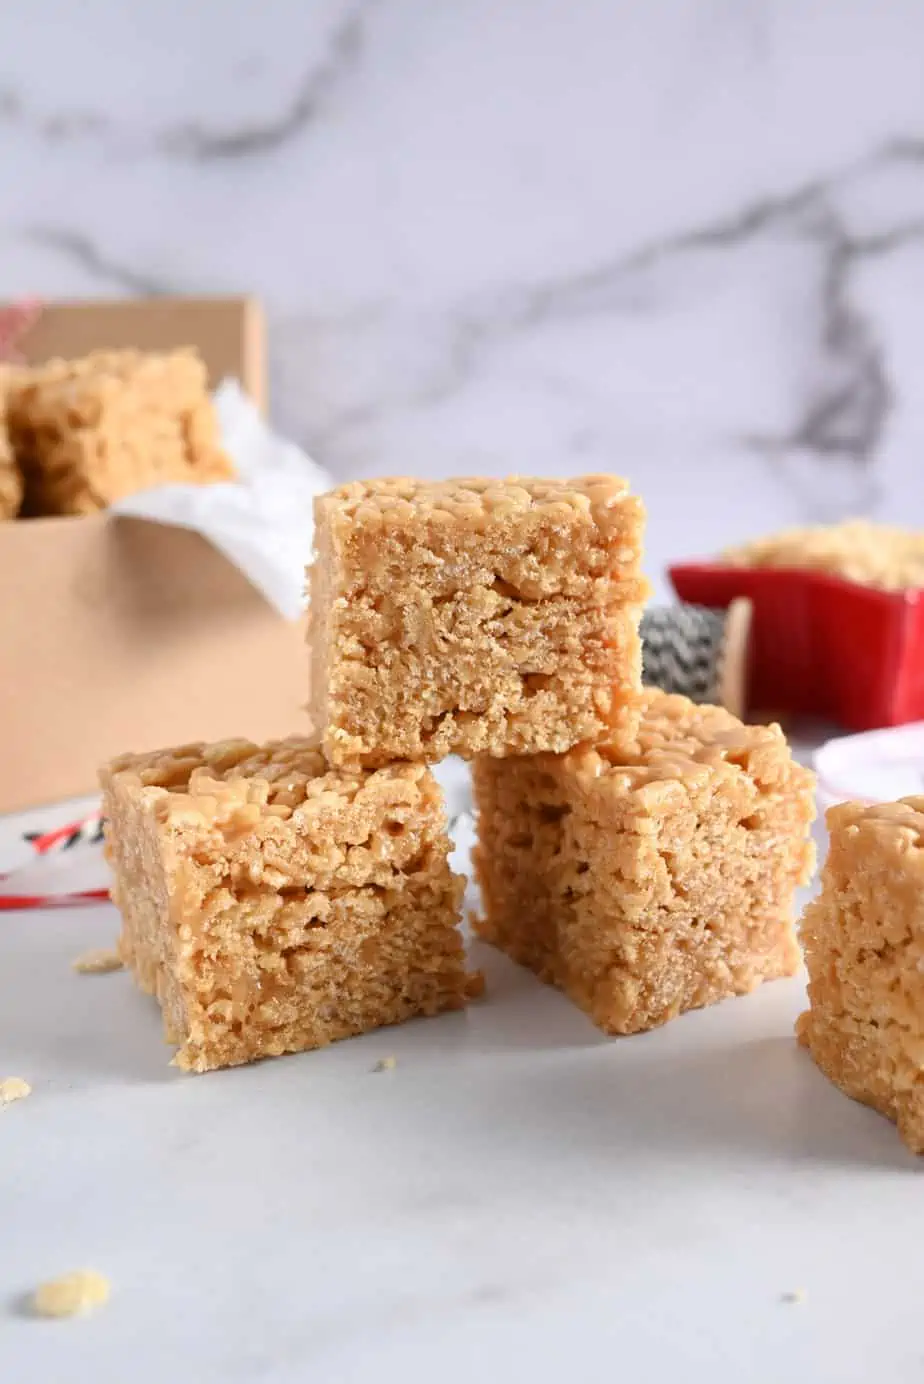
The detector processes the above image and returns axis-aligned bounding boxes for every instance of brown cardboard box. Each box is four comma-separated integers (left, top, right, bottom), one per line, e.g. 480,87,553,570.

0,518,308,812
0,297,308,813
10,295,267,411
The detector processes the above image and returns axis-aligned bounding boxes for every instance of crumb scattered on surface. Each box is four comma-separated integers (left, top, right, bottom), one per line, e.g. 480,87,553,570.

72,947,124,975
723,519,924,590
781,1289,807,1305
103,740,476,1073
0,1077,31,1105
32,1270,110,1318
373,1056,397,1072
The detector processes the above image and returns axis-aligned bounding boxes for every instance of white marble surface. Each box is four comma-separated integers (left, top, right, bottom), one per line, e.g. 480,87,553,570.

3,1,924,596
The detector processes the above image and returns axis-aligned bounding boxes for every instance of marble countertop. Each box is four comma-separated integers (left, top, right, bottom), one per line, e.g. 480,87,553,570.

3,1,924,598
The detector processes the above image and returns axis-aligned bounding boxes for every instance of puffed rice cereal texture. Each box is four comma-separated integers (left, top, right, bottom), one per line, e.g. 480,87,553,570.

797,796,924,1153
473,689,815,1035
101,736,478,1073
0,364,23,519
723,519,924,591
8,348,234,515
308,475,648,766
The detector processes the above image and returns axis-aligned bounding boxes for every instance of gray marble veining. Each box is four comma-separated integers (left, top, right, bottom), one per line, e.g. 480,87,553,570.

1,0,923,594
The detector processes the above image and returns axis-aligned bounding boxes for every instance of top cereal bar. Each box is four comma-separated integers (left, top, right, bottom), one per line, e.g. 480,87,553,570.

308,474,648,766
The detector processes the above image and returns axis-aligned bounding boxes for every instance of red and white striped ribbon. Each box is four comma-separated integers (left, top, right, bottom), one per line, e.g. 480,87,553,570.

0,810,109,911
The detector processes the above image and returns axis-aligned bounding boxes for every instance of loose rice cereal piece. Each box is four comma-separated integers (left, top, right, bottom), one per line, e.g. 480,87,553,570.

308,474,647,765
0,1076,31,1105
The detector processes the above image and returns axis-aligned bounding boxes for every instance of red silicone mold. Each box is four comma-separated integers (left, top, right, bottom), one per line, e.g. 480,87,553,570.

669,562,924,732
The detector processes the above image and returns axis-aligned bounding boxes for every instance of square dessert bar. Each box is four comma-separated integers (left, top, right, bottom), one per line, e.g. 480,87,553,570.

308,475,647,766
0,416,20,520
473,690,815,1034
798,798,924,1153
102,737,477,1073
9,347,234,515
0,366,22,519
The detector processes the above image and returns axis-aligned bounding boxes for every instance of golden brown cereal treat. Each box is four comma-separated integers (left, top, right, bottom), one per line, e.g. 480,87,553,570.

72,947,124,975
0,437,20,519
9,348,234,516
0,365,23,519
797,797,924,1153
32,1270,110,1318
723,519,924,591
102,737,476,1073
0,1076,31,1105
473,690,815,1035
308,475,648,766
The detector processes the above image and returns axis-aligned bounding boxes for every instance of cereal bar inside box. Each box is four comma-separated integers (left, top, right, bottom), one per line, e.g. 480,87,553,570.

0,364,23,519
308,475,648,766
798,797,924,1153
473,690,816,1034
9,347,234,516
102,737,478,1073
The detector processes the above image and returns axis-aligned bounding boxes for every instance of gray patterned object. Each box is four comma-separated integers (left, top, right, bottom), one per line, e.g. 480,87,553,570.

640,599,752,718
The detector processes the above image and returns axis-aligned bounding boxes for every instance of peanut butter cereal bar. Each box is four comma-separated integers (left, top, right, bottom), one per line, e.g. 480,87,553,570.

473,690,815,1034
309,475,647,766
0,365,23,519
9,348,234,515
102,737,477,1073
798,797,924,1153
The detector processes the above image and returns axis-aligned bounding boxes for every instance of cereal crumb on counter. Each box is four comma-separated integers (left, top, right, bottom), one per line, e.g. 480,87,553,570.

373,1056,397,1072
0,1077,31,1105
781,1289,807,1306
32,1270,110,1318
72,947,124,975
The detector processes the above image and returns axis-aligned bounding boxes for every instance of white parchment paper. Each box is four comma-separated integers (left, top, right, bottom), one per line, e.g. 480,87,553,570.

109,381,331,620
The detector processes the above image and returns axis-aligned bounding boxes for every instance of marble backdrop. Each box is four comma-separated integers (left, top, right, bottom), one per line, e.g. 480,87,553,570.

2,0,924,593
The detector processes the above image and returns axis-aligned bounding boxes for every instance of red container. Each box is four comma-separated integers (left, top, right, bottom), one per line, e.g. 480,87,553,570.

669,562,924,731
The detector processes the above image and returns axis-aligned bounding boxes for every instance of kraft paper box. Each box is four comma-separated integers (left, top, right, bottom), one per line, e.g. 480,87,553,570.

9,295,267,412
0,296,310,813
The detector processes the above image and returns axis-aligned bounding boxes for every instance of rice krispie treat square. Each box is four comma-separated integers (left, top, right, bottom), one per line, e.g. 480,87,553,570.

0,365,23,519
308,475,647,766
0,430,21,520
10,348,234,515
798,797,924,1153
473,690,815,1034
102,737,478,1073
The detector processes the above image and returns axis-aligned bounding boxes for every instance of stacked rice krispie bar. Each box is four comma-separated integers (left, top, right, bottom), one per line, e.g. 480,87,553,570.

103,739,475,1073
104,472,816,1074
